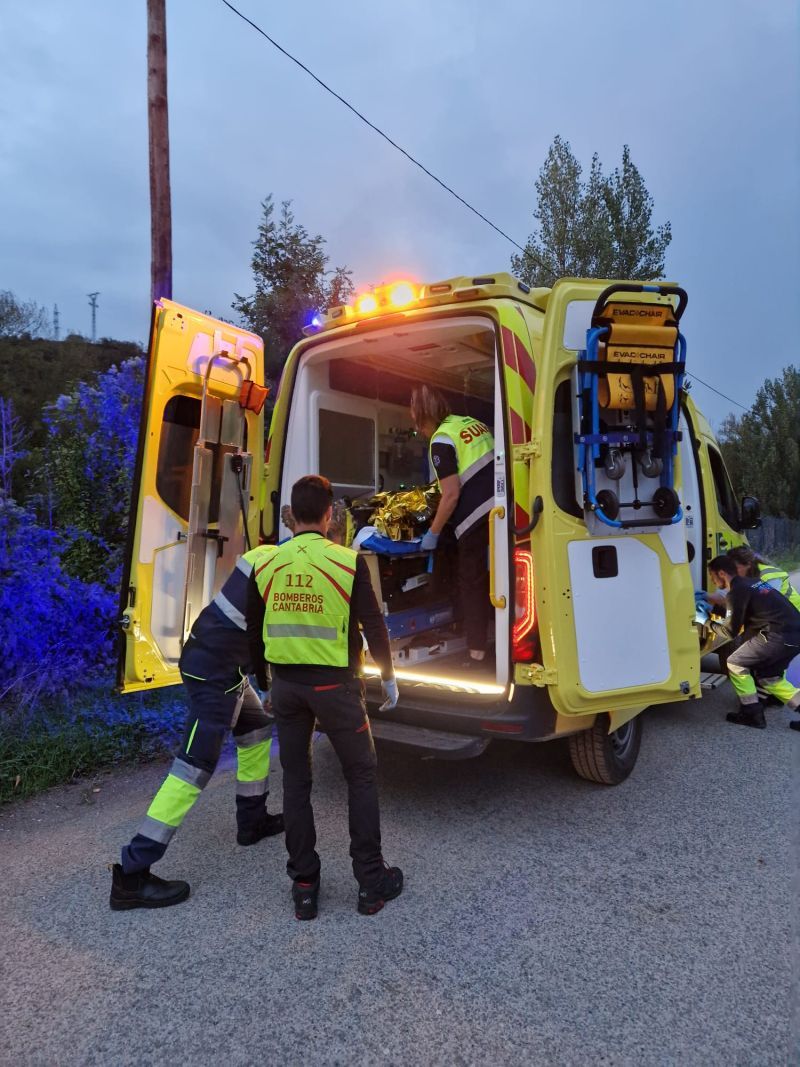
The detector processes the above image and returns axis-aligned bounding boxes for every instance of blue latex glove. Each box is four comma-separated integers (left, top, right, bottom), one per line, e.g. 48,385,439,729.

420,529,439,551
694,601,711,626
379,676,399,711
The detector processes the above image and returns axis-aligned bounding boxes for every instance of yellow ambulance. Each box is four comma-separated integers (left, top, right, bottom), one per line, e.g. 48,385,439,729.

118,274,760,784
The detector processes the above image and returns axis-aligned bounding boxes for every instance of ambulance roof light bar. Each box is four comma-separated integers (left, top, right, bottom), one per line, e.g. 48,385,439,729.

302,272,546,336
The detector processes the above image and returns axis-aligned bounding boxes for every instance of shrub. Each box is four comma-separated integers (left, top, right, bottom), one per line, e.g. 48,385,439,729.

0,500,116,719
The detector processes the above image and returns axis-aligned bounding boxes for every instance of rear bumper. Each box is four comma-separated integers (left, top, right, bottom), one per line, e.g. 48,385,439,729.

362,677,567,758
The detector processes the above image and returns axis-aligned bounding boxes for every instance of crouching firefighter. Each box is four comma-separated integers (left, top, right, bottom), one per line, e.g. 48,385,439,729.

708,555,800,730
110,546,284,911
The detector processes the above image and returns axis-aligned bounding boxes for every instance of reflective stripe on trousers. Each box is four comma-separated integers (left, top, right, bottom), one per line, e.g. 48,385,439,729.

235,725,271,797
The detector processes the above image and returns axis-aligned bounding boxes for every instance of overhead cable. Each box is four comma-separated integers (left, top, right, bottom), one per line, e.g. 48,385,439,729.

220,2,750,416
219,0,529,254
686,374,749,411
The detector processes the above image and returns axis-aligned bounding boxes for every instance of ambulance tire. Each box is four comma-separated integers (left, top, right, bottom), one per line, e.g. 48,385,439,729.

567,713,642,785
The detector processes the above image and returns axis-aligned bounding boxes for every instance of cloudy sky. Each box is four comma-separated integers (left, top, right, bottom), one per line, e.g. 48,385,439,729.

1,0,797,426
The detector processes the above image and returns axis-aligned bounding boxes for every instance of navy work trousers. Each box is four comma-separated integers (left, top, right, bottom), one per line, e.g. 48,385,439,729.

270,675,384,890
121,635,273,873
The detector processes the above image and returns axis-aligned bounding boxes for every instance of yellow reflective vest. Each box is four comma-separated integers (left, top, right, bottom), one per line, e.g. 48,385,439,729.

429,415,494,538
758,563,800,612
253,533,356,667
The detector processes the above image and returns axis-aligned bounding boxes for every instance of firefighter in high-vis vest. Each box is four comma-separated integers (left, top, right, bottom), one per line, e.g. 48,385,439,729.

247,475,402,920
708,555,800,730
727,546,800,611
110,546,284,911
709,546,800,722
410,385,495,668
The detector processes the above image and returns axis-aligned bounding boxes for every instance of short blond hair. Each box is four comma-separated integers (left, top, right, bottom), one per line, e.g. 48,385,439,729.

410,385,450,429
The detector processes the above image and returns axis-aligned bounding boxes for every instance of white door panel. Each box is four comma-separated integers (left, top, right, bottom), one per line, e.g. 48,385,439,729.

568,538,670,693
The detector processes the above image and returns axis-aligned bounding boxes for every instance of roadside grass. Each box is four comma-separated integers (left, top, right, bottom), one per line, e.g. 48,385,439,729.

772,548,800,574
0,683,186,804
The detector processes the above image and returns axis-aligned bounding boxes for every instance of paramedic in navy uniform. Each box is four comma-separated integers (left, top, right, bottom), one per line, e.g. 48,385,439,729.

410,385,495,669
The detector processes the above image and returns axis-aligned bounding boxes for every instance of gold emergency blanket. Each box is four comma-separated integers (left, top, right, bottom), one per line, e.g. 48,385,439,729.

362,483,440,541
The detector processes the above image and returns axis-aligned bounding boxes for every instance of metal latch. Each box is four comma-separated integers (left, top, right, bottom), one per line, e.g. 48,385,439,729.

513,438,542,462
518,664,558,687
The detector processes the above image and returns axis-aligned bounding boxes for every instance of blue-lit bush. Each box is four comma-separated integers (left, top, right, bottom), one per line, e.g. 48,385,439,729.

0,499,116,719
43,356,144,583
0,354,189,800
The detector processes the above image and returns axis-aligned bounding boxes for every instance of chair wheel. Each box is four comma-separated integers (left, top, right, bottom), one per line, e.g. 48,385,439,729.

637,448,663,479
596,489,620,520
653,486,680,519
603,448,626,480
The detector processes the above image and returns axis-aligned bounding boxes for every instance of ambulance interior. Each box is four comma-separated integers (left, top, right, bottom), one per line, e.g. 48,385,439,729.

278,316,509,689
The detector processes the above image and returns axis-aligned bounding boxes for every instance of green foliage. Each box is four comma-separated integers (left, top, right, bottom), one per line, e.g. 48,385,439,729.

0,686,185,803
718,366,800,520
233,196,354,377
773,551,800,573
41,357,145,582
512,136,672,288
0,335,142,467
0,290,50,338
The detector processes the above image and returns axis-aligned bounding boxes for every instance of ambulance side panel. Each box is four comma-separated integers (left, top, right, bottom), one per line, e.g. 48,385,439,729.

688,400,747,564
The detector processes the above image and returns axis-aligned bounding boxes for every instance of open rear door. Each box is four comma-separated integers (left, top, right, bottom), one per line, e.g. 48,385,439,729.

117,301,265,693
530,279,699,718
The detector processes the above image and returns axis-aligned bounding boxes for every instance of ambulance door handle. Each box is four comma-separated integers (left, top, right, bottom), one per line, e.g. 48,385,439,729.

488,506,507,609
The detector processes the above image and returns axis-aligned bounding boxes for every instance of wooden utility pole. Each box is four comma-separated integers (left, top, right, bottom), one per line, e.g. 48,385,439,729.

147,0,172,302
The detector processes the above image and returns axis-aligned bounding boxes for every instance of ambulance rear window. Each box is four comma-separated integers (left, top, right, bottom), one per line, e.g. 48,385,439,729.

155,395,246,523
156,395,199,520
707,445,740,530
318,407,376,494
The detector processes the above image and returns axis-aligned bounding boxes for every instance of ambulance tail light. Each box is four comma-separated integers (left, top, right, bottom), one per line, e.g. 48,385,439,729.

512,549,537,662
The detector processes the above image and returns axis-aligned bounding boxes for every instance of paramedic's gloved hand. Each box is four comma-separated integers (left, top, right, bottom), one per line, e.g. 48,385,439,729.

379,675,399,712
420,529,439,551
694,601,711,626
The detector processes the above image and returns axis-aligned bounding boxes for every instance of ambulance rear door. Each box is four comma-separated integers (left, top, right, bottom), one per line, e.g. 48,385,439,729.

529,279,699,717
117,301,265,693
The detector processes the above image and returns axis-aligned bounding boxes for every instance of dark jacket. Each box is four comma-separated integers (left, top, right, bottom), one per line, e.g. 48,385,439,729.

715,576,800,643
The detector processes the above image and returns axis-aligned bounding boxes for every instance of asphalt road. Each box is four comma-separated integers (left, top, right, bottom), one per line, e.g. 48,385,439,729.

1,683,797,1067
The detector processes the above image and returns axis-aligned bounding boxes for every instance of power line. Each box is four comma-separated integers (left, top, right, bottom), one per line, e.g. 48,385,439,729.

219,0,529,255
686,373,749,412
219,1,751,418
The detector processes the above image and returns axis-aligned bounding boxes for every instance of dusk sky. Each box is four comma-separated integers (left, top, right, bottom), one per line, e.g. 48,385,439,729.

1,0,797,427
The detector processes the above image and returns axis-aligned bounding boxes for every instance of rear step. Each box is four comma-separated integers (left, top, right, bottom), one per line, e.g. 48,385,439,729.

369,720,489,760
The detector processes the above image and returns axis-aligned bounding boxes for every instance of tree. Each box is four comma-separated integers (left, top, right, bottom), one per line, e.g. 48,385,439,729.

512,137,672,288
0,398,27,503
0,290,49,337
233,197,353,377
718,366,800,520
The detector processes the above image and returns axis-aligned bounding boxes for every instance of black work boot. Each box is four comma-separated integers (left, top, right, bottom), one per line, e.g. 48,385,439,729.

726,704,767,729
357,864,404,916
292,878,320,921
236,811,284,846
109,863,190,910
790,720,800,731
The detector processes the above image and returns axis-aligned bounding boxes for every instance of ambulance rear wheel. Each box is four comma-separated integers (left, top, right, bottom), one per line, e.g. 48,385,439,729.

567,713,642,785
